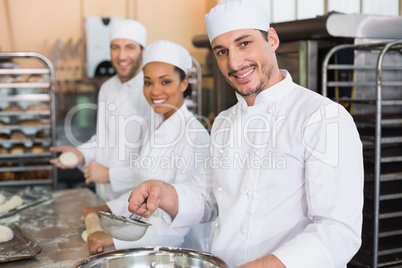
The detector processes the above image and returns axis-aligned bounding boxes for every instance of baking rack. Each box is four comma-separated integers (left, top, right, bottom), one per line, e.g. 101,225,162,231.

322,40,402,268
0,52,57,189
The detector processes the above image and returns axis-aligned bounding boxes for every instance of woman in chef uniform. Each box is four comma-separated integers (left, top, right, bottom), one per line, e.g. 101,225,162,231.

84,40,211,253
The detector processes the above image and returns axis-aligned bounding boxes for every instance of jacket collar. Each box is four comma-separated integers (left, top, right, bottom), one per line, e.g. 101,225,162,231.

114,71,144,92
152,104,192,142
235,70,293,113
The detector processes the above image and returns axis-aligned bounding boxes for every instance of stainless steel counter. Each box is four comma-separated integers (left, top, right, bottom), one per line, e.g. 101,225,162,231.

0,188,110,267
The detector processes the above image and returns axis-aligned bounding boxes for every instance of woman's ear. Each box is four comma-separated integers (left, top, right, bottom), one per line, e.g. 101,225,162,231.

181,77,189,93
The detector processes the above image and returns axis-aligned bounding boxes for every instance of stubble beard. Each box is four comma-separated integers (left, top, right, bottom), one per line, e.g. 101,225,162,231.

227,62,272,98
115,55,142,82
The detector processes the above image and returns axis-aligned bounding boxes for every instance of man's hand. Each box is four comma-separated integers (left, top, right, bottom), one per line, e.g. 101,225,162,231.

239,254,286,268
49,146,84,169
82,162,110,184
128,180,178,219
87,231,114,254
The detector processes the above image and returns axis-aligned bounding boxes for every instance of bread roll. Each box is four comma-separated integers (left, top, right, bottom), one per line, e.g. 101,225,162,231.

0,146,8,154
10,131,26,140
27,74,44,83
0,163,18,181
12,75,25,83
0,171,18,181
30,143,45,154
0,76,14,83
2,105,23,112
18,119,43,126
35,131,48,138
0,133,9,141
26,104,50,112
23,169,49,180
10,145,25,154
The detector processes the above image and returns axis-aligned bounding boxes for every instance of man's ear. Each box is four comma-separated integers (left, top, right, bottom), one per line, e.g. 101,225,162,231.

268,27,280,52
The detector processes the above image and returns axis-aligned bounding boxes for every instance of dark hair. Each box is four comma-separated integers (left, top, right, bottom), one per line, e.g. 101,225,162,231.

174,66,192,98
259,30,268,42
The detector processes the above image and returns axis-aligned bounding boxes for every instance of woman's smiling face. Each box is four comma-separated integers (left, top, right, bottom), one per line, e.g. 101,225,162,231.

143,62,188,120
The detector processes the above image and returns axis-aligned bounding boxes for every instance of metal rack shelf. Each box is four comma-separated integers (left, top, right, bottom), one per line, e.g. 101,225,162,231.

186,56,202,117
0,82,51,89
0,111,51,116
0,152,53,159
364,162,402,182
322,40,402,268
0,52,57,189
0,94,51,101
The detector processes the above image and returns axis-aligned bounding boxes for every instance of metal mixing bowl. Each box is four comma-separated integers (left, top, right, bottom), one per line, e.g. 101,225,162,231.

72,247,229,268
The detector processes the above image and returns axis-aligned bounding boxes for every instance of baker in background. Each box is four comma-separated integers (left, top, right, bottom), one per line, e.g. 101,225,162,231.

51,19,158,202
83,40,210,254
128,0,364,267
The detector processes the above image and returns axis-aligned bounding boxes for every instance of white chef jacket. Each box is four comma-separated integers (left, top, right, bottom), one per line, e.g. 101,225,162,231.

78,73,155,201
107,104,211,251
172,70,364,267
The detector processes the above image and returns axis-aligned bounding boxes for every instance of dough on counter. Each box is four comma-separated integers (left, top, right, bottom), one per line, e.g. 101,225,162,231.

81,230,88,242
0,225,14,243
0,194,5,204
0,195,23,214
59,152,79,166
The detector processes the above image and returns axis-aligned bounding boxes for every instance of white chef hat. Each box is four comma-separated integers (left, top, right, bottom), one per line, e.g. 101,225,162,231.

143,40,192,74
109,19,147,47
205,0,270,43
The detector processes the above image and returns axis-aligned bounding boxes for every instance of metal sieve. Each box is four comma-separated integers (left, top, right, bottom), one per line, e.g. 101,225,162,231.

99,211,151,241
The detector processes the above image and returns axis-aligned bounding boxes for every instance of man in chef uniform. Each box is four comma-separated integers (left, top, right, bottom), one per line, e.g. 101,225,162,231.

51,19,157,202
127,0,364,267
